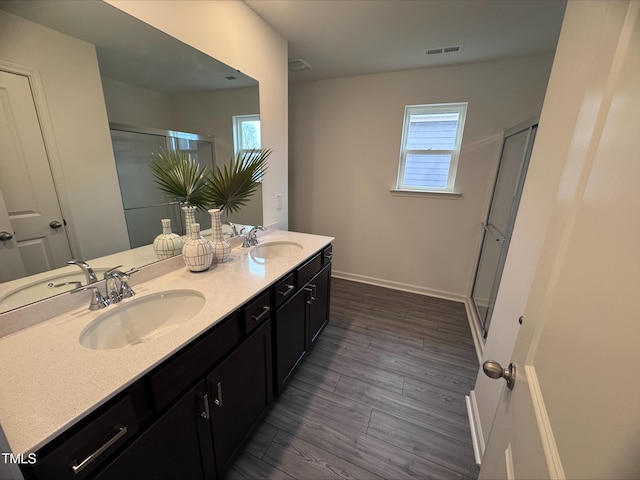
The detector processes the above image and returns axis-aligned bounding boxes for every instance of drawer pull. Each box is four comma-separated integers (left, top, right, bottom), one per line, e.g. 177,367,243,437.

276,284,295,298
200,393,210,420
304,286,315,305
324,252,333,260
71,425,127,475
251,305,270,323
214,381,223,408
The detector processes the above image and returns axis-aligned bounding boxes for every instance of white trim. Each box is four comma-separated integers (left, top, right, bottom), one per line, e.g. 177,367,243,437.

464,297,485,362
331,270,466,303
466,391,485,465
396,102,467,193
525,365,565,480
389,189,461,199
504,443,515,480
0,60,78,258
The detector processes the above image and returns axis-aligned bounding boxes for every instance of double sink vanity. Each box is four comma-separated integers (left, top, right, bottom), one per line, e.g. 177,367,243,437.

0,230,334,479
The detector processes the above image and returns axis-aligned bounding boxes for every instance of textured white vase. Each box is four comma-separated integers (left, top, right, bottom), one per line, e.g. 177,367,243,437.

153,218,183,259
182,223,213,272
208,208,231,263
182,205,197,236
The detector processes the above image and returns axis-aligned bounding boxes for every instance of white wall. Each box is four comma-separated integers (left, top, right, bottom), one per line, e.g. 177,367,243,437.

289,55,553,298
0,10,130,260
107,0,289,230
101,77,174,129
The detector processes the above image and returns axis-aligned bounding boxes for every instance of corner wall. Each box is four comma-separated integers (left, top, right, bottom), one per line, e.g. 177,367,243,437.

289,55,553,298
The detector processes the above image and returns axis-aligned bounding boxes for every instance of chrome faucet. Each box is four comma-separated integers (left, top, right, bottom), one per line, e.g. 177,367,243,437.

104,267,138,304
71,267,138,310
225,222,239,236
242,226,265,248
67,259,98,284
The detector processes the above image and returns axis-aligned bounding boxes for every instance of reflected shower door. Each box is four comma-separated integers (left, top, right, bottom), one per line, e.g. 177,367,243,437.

471,122,537,340
111,126,215,248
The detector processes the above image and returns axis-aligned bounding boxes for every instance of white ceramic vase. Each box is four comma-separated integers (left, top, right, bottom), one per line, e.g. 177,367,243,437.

182,223,214,272
152,218,183,259
182,205,197,236
208,208,231,263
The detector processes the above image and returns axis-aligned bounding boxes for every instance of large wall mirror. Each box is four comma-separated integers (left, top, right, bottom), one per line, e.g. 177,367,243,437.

0,1,262,313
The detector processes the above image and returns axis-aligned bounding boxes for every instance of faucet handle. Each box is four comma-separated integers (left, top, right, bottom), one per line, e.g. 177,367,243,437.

104,265,124,278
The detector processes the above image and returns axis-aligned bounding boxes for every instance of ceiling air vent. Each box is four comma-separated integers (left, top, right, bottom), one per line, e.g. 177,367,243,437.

426,44,464,56
288,58,312,72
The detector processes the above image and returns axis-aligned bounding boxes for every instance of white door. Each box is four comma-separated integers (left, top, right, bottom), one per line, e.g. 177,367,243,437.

0,69,72,282
480,1,640,478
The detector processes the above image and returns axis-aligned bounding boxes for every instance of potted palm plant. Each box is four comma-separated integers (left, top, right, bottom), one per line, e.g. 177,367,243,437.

150,148,271,264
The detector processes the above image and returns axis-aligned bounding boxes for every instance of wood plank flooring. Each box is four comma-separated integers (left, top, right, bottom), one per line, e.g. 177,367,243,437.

228,278,480,480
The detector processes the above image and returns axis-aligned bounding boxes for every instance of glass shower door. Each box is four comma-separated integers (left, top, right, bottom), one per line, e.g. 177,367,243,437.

471,122,537,340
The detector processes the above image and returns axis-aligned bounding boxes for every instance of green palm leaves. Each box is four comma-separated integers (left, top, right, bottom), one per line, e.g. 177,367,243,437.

150,149,210,209
150,148,271,216
205,148,271,215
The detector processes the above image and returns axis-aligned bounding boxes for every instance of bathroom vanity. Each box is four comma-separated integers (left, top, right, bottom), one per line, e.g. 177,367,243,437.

0,231,333,480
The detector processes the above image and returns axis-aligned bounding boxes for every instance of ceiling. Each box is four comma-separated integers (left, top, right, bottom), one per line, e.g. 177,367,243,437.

244,0,567,83
0,0,257,92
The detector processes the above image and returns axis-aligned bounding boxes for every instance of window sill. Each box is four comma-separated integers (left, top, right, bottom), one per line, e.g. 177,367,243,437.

389,189,462,199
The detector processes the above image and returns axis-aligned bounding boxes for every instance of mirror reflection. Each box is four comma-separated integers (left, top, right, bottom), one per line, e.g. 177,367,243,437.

0,1,262,313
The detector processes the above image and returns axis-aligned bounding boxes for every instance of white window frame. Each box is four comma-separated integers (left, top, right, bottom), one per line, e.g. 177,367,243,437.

232,114,261,157
395,102,467,194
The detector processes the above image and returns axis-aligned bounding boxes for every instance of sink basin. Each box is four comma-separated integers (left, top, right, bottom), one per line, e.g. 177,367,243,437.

79,290,205,350
250,241,303,260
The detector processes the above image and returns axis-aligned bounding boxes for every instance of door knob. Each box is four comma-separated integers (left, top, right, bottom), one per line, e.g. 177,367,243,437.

482,360,516,390
0,231,13,241
49,220,63,229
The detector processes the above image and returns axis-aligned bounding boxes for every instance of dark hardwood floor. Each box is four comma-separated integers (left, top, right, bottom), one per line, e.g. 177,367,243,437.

228,277,480,480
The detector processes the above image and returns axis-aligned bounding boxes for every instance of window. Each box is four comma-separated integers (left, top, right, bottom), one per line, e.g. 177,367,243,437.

233,114,261,157
396,103,467,193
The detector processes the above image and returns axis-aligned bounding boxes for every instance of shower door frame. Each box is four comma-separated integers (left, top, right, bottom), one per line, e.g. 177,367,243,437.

109,123,215,246
471,118,538,341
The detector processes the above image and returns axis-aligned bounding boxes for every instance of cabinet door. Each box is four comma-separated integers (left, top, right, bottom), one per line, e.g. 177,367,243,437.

274,288,307,392
308,263,331,347
96,381,215,480
207,320,272,478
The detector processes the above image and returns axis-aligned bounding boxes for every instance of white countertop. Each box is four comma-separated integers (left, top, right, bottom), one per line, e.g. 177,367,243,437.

0,230,333,455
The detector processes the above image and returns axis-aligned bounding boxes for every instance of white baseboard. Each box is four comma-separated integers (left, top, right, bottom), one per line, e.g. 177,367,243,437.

464,298,485,363
466,390,485,465
331,270,467,303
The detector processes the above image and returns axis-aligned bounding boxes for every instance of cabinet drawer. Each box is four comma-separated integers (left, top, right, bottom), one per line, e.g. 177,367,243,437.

297,252,322,287
273,272,296,308
243,291,271,335
150,313,242,412
32,396,138,480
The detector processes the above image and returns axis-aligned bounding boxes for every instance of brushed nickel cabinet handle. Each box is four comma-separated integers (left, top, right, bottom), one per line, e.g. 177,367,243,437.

251,305,270,323
200,393,210,420
277,284,295,297
213,381,223,408
70,425,127,474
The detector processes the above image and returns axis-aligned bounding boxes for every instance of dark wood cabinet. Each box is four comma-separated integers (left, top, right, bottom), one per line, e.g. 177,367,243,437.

95,381,215,480
23,243,331,480
274,287,307,392
274,245,332,394
307,263,331,348
208,320,272,478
